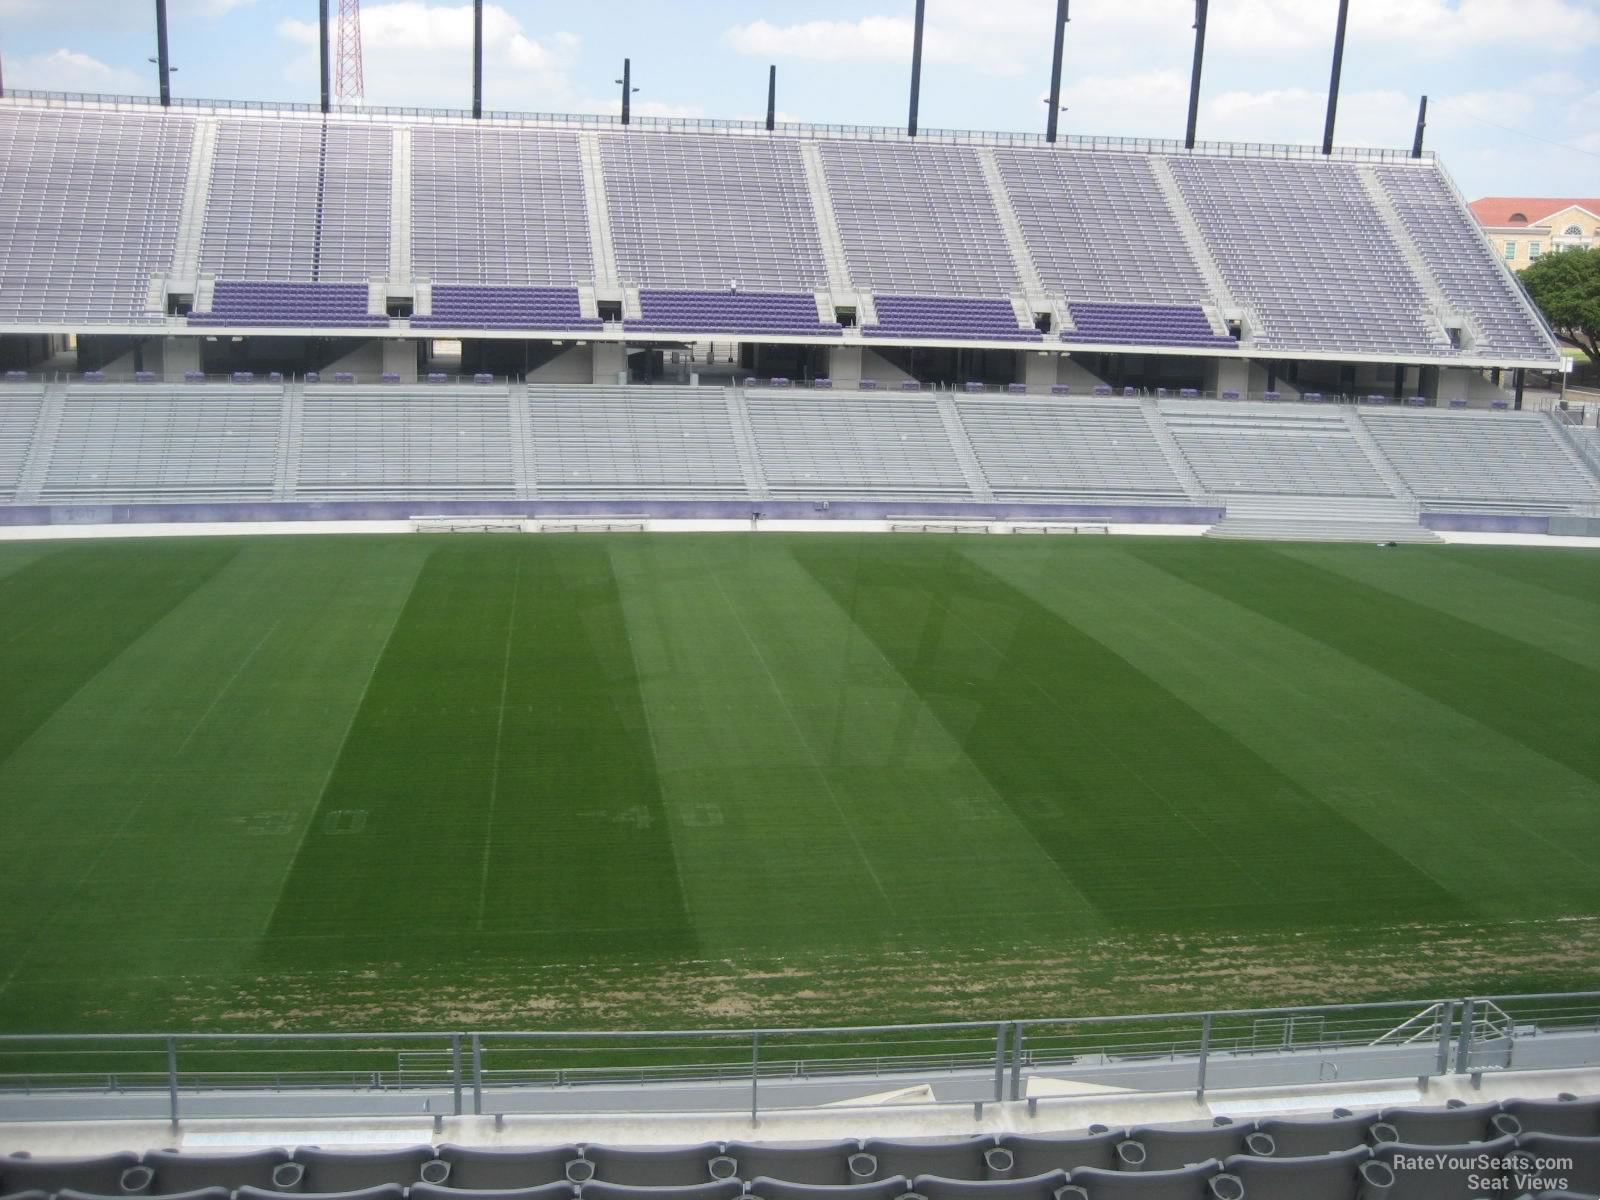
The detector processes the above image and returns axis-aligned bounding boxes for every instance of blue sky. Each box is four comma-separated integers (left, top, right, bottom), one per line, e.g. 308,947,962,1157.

2,0,1596,200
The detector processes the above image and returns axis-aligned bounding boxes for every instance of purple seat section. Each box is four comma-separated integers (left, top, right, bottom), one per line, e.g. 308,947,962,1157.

410,286,603,331
863,295,1042,342
188,281,388,328
1063,303,1236,348
627,290,842,337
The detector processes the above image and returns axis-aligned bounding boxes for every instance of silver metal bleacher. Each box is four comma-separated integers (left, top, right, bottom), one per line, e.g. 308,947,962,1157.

527,386,746,498
956,397,1188,504
745,390,973,499
295,386,517,500
1360,408,1600,513
39,385,283,503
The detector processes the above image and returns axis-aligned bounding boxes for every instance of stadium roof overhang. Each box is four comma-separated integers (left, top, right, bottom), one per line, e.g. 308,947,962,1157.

3,321,1563,372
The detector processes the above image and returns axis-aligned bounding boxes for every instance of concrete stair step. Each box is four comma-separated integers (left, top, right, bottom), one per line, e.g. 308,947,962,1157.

1206,519,1441,544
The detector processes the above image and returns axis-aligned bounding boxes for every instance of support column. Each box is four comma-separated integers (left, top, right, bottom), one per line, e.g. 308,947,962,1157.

1022,349,1058,392
162,336,201,382
828,344,863,388
1205,357,1247,397
381,339,418,383
593,342,627,385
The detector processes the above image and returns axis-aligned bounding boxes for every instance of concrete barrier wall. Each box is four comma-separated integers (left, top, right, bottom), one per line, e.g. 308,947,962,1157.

0,500,1226,527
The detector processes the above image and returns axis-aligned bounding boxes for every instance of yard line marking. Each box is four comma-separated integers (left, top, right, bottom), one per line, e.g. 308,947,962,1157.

176,619,282,754
259,568,415,938
700,547,895,909
475,557,522,931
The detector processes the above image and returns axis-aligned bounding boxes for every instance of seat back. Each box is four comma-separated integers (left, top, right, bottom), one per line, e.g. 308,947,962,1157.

746,1176,917,1200
435,1145,584,1190
0,1153,147,1196
913,1169,1072,1200
1060,1159,1225,1199
857,1140,996,1183
723,1143,861,1186
1249,1115,1377,1158
997,1133,1123,1178
577,1145,729,1187
1513,1132,1600,1194
1372,1102,1501,1146
1120,1126,1254,1172
143,1149,292,1194
1220,1148,1380,1200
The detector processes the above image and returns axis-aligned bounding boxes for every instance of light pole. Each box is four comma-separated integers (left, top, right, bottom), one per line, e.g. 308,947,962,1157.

615,58,639,125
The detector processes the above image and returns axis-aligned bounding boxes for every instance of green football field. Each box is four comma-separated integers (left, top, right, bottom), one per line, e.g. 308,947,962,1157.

1,533,1598,1036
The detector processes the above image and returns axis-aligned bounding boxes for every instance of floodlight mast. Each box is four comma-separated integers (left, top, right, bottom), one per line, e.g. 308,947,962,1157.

766,65,776,132
1045,0,1068,143
472,0,483,118
616,58,638,125
907,0,925,137
1411,95,1428,158
154,0,172,107
1185,0,1208,150
1322,0,1350,155
319,0,331,113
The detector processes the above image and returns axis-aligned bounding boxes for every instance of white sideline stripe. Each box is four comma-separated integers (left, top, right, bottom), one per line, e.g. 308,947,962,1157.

1208,1087,1421,1117
182,1128,434,1147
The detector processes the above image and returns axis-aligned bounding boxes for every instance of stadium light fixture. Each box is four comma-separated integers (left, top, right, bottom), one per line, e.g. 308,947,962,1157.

1185,0,1208,150
152,0,173,107
615,58,640,126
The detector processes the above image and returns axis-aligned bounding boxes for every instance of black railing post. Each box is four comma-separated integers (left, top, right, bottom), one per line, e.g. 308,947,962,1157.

166,1037,180,1128
471,1035,483,1115
451,1034,463,1115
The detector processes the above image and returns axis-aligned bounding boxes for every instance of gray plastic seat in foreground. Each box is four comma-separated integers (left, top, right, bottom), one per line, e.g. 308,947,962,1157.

1,1154,147,1196
1372,1102,1504,1146
995,1134,1122,1178
576,1146,731,1186
1059,1160,1230,1199
747,1176,916,1200
412,1183,576,1200
1514,1133,1600,1194
723,1144,861,1186
1498,1097,1600,1138
577,1182,744,1200
60,1190,228,1200
856,1140,997,1183
291,1148,438,1192
1119,1125,1254,1172
435,1146,585,1189
914,1169,1072,1200
1247,1114,1376,1158
142,1149,292,1194
1219,1148,1385,1200
238,1187,405,1200
0,1191,51,1200
1371,1133,1517,1199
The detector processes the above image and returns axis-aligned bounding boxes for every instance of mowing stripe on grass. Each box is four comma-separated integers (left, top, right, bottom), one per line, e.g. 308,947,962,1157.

1134,544,1600,788
476,541,696,955
974,542,1600,919
795,538,1460,930
0,542,237,765
264,541,695,963
1447,546,1600,608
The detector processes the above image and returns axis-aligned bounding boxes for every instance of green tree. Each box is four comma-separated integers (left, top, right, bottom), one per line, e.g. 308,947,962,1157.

1520,246,1600,362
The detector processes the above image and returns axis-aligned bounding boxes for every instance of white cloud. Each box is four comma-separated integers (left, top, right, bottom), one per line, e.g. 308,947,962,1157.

4,48,150,94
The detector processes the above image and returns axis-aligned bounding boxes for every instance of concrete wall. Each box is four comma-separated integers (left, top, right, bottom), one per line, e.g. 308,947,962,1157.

0,499,1225,528
530,345,597,384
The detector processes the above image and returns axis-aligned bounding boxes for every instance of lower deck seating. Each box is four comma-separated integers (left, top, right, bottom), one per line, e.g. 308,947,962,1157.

296,387,516,500
1163,407,1390,497
1361,409,1600,512
956,399,1187,503
746,393,970,499
0,388,44,500
40,387,282,503
527,387,745,497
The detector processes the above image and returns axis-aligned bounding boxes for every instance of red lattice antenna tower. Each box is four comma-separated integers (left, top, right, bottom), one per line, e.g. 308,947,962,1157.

335,0,364,101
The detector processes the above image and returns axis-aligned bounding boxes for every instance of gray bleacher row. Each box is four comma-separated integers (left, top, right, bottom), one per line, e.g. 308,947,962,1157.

1,386,1597,514
0,104,1561,362
4,1095,1600,1200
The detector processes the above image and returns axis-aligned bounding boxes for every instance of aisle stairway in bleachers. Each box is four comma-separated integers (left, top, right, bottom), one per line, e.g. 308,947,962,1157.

0,386,44,502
